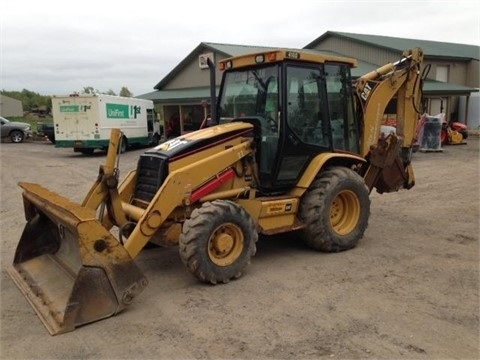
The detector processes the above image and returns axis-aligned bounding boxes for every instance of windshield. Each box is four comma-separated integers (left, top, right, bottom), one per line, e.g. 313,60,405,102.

218,65,279,122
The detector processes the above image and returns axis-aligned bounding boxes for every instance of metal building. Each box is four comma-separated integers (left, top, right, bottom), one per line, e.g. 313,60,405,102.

139,31,479,135
0,94,23,117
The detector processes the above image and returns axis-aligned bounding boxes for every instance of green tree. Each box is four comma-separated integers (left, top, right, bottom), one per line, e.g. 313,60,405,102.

82,86,97,94
0,89,51,112
81,87,118,96
119,87,133,97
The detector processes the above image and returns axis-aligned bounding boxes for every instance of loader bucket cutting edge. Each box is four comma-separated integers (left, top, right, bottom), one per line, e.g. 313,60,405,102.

7,182,148,335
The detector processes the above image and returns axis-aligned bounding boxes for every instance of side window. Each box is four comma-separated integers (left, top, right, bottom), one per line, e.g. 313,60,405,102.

265,77,278,130
325,64,359,152
286,66,328,147
259,75,280,184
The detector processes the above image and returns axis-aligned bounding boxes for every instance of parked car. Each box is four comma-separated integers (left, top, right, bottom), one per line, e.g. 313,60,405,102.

37,122,55,143
0,116,33,143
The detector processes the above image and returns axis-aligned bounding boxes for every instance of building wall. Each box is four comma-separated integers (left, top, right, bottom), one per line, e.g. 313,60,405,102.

312,36,479,123
163,60,210,90
427,60,470,86
0,95,23,117
311,36,478,88
157,50,233,135
312,37,401,67
466,60,479,88
163,52,231,90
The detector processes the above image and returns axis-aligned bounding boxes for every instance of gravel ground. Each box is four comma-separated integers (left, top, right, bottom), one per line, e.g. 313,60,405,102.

1,137,478,359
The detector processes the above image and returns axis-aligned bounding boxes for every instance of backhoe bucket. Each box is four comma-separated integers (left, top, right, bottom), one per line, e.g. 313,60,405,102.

7,182,148,335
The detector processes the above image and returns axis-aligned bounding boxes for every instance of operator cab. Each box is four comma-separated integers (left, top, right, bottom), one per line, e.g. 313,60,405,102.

217,50,360,192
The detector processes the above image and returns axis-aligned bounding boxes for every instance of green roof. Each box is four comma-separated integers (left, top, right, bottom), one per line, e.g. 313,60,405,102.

305,31,479,60
422,80,478,94
202,43,279,57
139,86,217,103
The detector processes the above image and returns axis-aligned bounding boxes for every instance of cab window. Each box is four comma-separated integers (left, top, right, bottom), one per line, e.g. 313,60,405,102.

286,66,329,147
325,63,359,152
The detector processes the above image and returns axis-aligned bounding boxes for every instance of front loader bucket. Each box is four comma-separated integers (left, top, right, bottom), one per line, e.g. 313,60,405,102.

7,182,148,335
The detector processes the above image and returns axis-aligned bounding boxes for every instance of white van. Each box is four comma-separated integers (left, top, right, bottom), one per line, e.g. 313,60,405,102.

52,94,161,154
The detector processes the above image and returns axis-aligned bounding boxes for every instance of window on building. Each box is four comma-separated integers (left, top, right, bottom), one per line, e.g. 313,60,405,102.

436,65,449,83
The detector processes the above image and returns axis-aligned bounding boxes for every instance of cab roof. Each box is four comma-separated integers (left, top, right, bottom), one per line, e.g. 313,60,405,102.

219,49,358,70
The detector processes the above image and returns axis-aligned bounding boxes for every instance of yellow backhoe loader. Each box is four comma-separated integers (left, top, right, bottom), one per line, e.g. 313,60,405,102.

8,48,425,335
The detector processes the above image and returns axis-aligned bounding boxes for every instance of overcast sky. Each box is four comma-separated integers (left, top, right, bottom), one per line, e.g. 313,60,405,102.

1,0,479,97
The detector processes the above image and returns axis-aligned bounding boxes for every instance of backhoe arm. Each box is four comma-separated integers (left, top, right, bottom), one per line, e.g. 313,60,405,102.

356,48,424,157
354,48,424,193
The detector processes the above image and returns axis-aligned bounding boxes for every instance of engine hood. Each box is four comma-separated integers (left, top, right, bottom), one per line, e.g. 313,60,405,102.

145,121,253,160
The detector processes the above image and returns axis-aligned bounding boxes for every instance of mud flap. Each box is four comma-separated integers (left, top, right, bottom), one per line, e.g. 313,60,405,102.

7,182,148,335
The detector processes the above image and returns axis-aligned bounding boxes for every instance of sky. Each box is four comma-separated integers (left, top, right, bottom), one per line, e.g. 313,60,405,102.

1,0,479,97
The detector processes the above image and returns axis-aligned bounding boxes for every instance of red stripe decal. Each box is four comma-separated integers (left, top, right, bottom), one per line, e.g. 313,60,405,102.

190,168,236,203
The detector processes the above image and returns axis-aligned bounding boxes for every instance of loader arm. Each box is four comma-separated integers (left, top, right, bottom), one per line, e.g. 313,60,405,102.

81,128,128,221
7,129,148,335
354,48,424,193
121,138,254,258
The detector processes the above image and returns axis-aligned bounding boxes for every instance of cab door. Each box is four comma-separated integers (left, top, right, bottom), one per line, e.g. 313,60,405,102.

270,62,359,190
272,64,328,189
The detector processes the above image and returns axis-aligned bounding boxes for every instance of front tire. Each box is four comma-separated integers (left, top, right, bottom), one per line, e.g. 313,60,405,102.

10,130,24,143
299,166,370,252
179,200,258,284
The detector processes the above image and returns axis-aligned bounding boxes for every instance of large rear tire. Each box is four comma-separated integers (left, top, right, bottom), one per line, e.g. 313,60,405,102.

179,200,258,284
299,166,370,252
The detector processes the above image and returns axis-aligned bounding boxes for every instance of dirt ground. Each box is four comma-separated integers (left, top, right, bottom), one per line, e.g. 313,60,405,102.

0,137,478,360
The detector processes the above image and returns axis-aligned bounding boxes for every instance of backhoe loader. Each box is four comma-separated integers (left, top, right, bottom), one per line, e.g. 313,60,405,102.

8,48,425,335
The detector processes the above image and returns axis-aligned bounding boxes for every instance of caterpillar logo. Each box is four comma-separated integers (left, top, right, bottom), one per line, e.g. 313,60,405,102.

361,82,372,101
266,202,293,215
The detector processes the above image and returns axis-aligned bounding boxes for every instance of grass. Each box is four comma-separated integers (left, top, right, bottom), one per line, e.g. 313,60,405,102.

7,115,53,133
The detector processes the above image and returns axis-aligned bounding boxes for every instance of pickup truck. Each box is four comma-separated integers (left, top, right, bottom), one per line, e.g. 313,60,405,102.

37,122,55,143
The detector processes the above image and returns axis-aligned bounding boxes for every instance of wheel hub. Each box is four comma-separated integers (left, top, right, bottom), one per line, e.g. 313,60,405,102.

208,223,244,266
212,233,234,255
330,190,360,235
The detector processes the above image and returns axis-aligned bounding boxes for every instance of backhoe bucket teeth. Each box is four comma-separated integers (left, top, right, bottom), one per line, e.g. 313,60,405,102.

7,182,148,335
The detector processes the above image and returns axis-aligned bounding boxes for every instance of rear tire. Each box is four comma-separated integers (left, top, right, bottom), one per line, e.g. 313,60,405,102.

299,166,370,252
179,200,257,284
79,148,94,155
